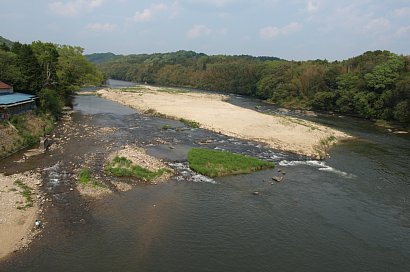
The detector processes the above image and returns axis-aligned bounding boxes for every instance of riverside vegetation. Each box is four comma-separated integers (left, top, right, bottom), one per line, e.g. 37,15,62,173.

188,148,275,177
78,168,106,188
90,50,410,127
0,37,105,157
105,156,170,182
13,180,34,210
0,113,53,158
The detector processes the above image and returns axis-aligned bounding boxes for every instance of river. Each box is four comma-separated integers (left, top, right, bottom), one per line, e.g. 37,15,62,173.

1,79,409,272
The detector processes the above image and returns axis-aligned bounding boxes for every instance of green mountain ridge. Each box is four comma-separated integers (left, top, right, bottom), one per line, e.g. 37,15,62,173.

85,50,283,64
0,35,13,47
86,52,121,64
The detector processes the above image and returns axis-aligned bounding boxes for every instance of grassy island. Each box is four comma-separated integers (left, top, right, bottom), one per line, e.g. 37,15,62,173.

188,148,274,177
106,156,169,182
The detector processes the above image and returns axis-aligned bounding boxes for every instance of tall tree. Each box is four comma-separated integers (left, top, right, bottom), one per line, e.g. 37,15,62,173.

11,42,42,93
31,41,59,88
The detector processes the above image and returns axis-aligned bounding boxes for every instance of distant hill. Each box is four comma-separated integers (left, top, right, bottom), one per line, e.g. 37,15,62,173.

86,51,283,65
86,52,121,64
0,36,13,47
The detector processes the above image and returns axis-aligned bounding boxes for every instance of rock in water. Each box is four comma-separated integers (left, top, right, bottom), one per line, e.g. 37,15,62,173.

272,176,283,182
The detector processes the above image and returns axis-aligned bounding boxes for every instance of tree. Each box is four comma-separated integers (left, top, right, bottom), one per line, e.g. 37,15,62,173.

0,50,22,85
364,54,404,92
311,91,336,111
394,100,410,123
11,42,42,93
31,41,59,88
38,88,64,118
57,45,104,88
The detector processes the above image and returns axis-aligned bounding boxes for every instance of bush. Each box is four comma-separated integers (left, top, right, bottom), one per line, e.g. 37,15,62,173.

38,88,64,118
394,100,410,124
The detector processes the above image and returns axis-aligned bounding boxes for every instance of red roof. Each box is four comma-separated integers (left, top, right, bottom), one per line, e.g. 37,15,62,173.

0,81,12,89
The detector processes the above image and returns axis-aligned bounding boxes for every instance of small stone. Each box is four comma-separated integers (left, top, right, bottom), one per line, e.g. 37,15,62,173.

252,191,260,196
272,176,283,182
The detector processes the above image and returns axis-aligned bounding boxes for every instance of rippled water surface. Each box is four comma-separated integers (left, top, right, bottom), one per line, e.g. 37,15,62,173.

2,80,409,272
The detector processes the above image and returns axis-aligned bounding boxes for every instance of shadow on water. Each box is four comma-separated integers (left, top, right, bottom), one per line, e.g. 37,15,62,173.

1,81,409,272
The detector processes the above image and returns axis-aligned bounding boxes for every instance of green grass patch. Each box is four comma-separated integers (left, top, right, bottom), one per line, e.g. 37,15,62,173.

188,148,274,177
78,168,106,188
180,118,200,128
79,168,92,184
14,180,34,210
105,156,169,182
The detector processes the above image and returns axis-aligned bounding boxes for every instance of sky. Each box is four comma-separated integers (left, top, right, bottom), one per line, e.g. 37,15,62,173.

0,0,409,60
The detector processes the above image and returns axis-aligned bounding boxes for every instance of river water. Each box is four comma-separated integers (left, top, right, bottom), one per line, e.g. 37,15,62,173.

1,79,409,271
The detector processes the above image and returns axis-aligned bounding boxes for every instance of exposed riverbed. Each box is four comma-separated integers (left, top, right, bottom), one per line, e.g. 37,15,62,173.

0,80,409,272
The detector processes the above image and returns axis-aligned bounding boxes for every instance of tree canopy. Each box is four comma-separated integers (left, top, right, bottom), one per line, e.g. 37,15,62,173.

0,40,105,118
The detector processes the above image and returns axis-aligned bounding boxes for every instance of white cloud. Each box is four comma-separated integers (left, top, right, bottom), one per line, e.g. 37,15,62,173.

130,2,180,22
260,22,302,40
187,25,212,38
86,23,116,32
395,7,410,17
364,18,391,32
132,3,169,22
182,0,234,8
320,4,389,35
307,1,318,13
260,26,280,39
49,0,104,16
201,0,233,7
395,25,410,37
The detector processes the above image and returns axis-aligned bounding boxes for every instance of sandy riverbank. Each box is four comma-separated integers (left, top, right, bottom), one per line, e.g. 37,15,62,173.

0,172,42,260
98,87,349,158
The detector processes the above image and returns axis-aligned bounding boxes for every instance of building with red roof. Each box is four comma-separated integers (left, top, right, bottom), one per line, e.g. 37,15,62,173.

0,81,13,94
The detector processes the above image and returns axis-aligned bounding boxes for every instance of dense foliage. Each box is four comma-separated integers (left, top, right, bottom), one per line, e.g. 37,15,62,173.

0,40,105,118
94,50,410,125
0,36,12,47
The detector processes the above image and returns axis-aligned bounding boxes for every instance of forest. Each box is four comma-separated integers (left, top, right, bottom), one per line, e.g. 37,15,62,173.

0,38,104,118
90,50,410,125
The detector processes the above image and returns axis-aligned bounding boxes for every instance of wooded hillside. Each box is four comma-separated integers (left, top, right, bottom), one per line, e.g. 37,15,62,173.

0,36,12,47
92,50,410,125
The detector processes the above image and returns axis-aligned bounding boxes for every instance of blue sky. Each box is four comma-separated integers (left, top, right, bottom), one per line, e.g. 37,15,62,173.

1,0,409,60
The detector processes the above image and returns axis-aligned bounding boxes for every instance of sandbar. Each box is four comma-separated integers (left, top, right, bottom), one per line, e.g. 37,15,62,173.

98,87,349,158
0,173,41,260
